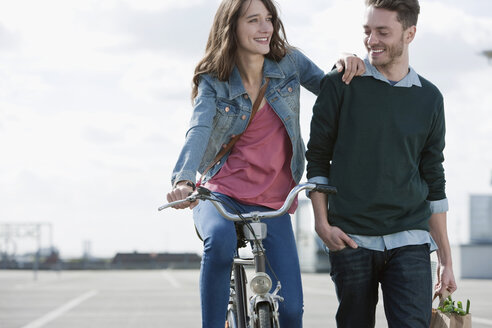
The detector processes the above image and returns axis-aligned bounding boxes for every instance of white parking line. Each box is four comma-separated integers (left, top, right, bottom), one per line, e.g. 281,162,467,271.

162,270,181,288
20,290,99,328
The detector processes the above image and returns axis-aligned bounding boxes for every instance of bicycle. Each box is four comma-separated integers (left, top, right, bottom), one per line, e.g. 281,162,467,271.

158,182,337,328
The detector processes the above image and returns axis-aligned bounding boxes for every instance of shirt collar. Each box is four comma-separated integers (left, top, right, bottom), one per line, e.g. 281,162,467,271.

228,57,285,100
362,57,421,88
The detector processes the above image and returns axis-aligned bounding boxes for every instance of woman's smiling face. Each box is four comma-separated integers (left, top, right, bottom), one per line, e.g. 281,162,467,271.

235,0,274,57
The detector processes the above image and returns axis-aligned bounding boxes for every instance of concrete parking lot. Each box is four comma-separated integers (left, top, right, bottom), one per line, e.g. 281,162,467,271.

1,269,492,328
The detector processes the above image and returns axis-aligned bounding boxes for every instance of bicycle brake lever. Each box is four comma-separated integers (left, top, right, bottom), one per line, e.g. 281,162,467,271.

196,186,212,196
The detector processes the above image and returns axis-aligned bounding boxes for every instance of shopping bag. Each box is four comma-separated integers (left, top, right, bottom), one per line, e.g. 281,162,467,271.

431,291,472,328
431,309,472,328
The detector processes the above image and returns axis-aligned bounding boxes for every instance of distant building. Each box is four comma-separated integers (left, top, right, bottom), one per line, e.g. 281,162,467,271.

459,194,492,279
469,195,492,243
0,247,61,270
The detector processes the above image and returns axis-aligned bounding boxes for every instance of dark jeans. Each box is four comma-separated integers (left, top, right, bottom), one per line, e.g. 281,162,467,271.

329,244,432,328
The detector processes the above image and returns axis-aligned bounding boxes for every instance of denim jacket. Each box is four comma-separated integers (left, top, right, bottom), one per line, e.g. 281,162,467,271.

171,49,324,186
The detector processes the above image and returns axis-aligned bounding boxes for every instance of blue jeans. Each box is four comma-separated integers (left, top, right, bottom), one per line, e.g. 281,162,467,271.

329,244,432,328
193,194,303,328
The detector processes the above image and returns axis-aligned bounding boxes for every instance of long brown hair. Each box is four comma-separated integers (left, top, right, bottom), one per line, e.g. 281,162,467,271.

191,0,289,100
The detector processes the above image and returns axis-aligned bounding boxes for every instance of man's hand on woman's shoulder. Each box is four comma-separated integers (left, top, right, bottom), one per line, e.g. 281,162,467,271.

335,53,366,85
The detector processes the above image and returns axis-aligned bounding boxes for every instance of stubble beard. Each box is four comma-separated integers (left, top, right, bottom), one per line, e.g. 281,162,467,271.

369,34,405,71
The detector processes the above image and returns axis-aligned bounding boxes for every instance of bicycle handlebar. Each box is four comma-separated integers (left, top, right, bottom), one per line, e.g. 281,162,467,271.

158,182,336,222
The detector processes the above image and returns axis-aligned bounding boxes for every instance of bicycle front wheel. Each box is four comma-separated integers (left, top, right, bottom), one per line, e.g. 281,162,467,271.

256,302,273,328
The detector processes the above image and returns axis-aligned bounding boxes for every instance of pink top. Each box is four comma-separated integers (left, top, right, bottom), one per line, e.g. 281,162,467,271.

204,102,297,213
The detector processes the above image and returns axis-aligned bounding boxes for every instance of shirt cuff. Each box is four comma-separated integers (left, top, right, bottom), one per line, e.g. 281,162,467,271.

306,176,329,198
428,198,449,214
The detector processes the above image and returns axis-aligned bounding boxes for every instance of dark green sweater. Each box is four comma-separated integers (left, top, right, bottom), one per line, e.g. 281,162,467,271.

306,70,446,236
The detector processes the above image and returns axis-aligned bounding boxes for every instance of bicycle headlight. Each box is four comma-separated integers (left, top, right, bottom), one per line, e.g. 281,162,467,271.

250,272,272,295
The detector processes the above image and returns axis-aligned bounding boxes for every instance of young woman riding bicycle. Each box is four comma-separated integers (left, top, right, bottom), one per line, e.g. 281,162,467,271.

166,0,364,327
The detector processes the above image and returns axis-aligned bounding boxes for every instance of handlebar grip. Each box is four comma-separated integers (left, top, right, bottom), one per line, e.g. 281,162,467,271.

158,201,179,211
313,184,337,195
157,194,199,211
157,187,212,212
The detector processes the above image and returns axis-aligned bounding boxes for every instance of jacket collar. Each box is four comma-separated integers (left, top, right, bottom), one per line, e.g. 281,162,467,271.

228,57,285,100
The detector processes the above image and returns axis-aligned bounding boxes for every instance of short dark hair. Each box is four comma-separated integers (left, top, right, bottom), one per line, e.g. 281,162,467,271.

365,0,420,29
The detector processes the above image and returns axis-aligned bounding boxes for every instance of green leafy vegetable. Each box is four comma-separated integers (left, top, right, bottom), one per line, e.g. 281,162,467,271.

437,296,471,316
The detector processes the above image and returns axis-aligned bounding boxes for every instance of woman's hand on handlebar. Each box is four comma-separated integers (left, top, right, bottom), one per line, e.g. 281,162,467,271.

166,181,198,209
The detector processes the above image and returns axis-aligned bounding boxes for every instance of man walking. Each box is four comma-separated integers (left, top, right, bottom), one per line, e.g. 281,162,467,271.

306,0,457,327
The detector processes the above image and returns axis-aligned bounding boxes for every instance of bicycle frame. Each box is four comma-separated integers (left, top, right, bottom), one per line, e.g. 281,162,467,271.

159,182,337,328
229,220,283,328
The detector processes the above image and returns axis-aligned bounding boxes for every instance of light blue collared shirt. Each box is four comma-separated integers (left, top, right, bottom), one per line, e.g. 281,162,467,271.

310,59,449,252
361,58,422,88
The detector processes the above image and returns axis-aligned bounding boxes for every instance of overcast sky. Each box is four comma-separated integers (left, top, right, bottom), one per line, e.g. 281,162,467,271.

1,0,491,258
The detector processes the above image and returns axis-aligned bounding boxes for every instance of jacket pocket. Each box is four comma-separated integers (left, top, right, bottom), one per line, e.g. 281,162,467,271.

213,99,240,134
276,76,300,111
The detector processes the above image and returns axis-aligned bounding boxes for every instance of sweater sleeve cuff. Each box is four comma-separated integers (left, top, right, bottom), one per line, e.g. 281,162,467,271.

306,176,330,198
428,198,449,214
